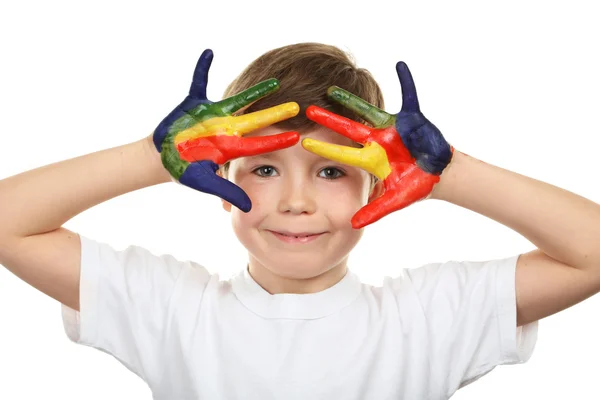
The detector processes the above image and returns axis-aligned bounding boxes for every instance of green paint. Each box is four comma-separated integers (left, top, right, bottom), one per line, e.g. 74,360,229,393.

162,130,189,180
217,78,280,115
327,86,395,128
160,78,282,179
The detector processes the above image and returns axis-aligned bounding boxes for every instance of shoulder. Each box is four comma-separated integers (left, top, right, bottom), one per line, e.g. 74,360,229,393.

401,255,519,290
79,234,215,295
378,255,520,316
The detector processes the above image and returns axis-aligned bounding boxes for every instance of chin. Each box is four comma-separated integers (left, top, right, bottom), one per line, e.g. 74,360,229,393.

260,246,353,279
262,254,333,278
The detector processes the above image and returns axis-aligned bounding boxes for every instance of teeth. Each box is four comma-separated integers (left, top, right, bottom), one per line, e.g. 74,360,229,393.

274,231,316,238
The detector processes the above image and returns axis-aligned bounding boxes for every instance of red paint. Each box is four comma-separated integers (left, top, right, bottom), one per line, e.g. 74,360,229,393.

307,105,454,229
177,131,300,164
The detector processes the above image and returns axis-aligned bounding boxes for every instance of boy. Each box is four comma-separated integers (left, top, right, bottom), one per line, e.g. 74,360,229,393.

1,42,599,399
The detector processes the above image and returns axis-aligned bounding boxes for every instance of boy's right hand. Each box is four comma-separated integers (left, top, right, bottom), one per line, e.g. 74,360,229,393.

153,49,300,212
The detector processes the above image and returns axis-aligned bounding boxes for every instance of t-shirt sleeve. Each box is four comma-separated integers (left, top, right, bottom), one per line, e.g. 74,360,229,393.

61,234,211,381
399,255,538,395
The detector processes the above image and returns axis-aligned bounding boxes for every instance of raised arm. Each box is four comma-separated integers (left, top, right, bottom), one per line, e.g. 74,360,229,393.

0,49,299,312
0,137,169,311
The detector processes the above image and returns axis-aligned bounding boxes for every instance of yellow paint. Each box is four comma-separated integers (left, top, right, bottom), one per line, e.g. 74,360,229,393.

302,139,392,180
174,116,231,145
174,102,299,146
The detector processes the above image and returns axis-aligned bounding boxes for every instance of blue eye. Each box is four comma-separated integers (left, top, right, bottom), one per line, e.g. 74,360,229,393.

252,165,278,177
319,167,345,180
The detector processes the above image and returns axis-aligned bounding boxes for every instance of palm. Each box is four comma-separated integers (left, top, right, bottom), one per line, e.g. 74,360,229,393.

153,49,300,212
302,62,453,228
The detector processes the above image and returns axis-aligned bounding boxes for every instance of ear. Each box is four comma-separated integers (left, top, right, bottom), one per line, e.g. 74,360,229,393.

368,179,384,203
221,198,232,213
216,168,232,212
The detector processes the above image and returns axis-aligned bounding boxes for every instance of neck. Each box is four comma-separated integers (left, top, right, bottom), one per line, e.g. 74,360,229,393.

247,256,349,294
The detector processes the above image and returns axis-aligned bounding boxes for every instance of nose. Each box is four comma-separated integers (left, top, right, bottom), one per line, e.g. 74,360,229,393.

277,176,317,215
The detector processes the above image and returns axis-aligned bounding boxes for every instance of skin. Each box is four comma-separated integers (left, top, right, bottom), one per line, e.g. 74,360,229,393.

222,126,383,294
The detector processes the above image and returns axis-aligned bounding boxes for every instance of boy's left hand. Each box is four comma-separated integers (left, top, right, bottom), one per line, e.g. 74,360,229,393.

302,61,454,229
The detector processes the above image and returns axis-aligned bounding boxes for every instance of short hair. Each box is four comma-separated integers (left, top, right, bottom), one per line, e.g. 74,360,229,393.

223,42,384,130
221,42,383,191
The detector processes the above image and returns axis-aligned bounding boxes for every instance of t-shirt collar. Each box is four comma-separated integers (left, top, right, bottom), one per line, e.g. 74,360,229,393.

231,266,362,320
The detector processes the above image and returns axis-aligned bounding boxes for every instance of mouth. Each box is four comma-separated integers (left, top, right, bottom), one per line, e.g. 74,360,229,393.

267,230,326,244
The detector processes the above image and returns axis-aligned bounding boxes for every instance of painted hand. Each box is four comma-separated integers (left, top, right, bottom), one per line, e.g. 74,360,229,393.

302,62,454,228
153,49,300,212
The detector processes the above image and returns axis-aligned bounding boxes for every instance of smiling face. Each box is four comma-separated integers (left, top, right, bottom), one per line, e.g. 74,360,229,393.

223,126,382,293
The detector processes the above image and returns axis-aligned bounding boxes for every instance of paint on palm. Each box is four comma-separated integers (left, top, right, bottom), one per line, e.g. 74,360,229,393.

153,49,300,212
302,61,454,229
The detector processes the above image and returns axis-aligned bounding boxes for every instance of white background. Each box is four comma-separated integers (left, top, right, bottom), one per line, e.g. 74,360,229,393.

1,0,599,398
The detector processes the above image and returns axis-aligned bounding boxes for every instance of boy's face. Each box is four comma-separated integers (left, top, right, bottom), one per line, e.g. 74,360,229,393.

223,126,381,290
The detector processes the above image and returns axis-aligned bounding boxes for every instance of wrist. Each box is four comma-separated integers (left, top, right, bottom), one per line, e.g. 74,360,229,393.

429,149,463,201
142,134,172,184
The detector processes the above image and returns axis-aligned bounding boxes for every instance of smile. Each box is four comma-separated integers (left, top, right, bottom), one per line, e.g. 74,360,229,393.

268,230,325,244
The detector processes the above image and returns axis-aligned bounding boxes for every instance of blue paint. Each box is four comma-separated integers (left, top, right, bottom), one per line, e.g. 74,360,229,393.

153,49,214,152
394,62,452,175
179,160,252,212
152,49,251,212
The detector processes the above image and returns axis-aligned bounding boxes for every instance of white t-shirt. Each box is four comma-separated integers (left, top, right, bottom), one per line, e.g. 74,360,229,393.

62,235,538,399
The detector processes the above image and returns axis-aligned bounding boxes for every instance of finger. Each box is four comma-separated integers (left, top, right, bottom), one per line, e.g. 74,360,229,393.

301,139,392,180
179,160,252,212
232,102,300,135
177,131,299,165
175,102,299,145
306,105,372,143
353,167,438,228
396,61,420,113
217,78,280,115
327,86,393,128
232,131,300,158
189,49,213,99
351,191,398,229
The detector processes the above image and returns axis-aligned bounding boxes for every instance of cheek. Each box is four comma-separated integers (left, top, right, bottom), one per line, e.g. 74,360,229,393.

238,179,277,220
231,202,264,230
230,207,261,253
230,181,274,232
319,179,370,219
